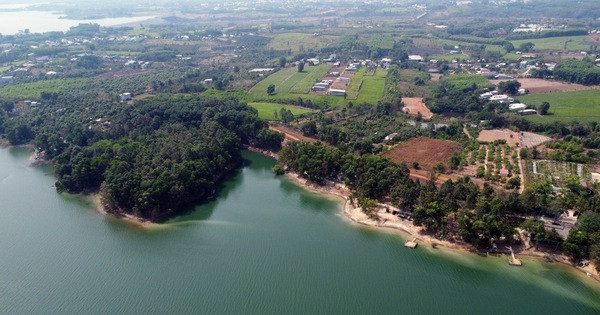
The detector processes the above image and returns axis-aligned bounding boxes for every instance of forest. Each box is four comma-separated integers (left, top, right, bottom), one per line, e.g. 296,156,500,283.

51,95,272,221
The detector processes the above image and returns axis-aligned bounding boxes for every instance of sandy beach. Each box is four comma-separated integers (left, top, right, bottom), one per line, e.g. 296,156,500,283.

282,171,600,284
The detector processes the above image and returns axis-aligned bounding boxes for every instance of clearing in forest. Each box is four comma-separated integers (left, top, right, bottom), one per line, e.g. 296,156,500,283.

402,97,433,120
477,129,519,146
383,137,461,170
248,102,315,121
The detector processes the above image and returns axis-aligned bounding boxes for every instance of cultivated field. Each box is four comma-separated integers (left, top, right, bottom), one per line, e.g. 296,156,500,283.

490,78,594,94
402,97,433,120
345,67,366,99
267,33,338,52
355,69,387,104
247,65,347,108
510,35,591,51
518,89,600,123
519,132,551,148
248,102,314,120
249,65,331,95
443,73,492,90
383,137,461,170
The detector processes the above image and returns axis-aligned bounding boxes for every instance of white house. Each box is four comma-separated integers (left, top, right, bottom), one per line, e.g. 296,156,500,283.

508,103,527,111
518,109,537,116
408,55,423,62
329,89,346,96
119,93,133,102
0,76,14,85
489,94,512,104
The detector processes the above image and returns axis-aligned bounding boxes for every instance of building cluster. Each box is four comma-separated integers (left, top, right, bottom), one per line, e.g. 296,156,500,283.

479,90,536,115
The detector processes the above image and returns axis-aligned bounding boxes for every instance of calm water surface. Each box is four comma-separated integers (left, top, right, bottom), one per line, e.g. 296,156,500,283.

0,10,152,34
0,147,599,314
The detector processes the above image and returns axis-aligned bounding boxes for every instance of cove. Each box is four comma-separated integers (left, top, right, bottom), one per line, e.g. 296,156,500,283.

0,147,599,314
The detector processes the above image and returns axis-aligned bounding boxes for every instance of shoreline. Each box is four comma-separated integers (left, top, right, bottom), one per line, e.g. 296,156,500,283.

281,168,600,286
88,193,162,228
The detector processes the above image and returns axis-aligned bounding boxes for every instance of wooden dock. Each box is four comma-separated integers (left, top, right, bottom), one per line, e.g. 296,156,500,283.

405,237,418,249
508,247,522,266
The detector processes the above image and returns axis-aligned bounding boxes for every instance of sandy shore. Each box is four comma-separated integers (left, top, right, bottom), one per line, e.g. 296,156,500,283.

282,171,600,284
89,193,161,228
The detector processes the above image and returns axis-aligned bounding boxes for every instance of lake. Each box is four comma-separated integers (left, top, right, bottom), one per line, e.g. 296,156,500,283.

0,9,153,34
0,147,599,314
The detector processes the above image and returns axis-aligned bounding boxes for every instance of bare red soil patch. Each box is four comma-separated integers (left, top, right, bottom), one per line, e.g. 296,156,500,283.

477,129,519,146
383,137,460,170
402,97,433,120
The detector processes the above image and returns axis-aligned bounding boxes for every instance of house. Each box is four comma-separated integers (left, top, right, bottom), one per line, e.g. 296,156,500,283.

508,103,527,111
518,109,537,116
249,68,274,73
203,78,213,83
329,89,346,96
120,93,133,102
0,76,14,85
306,58,320,65
408,55,423,62
517,88,527,95
338,77,351,83
499,169,509,177
489,94,512,104
591,172,600,183
495,74,513,80
327,72,340,77
384,133,398,141
479,92,493,100
312,85,327,91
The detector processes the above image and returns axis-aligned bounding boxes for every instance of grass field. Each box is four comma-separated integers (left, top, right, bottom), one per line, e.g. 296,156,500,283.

518,89,600,123
288,66,331,94
248,102,315,120
346,67,366,99
355,69,387,104
511,35,591,51
429,54,469,61
249,65,331,95
267,33,337,52
0,78,88,99
0,65,10,73
247,65,346,108
367,34,395,50
443,73,492,90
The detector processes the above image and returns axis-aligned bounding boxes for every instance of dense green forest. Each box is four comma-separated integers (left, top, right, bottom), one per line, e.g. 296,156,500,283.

50,95,272,221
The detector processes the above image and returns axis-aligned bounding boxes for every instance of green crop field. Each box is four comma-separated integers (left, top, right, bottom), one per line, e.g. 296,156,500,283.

429,54,469,61
247,65,345,108
289,66,331,94
355,69,387,104
249,65,331,95
367,34,395,50
0,78,88,99
346,67,366,99
518,89,600,123
511,35,591,51
267,33,338,52
443,73,492,90
248,102,315,120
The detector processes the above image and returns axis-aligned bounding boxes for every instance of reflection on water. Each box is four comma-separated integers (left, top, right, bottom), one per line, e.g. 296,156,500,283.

0,147,599,314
